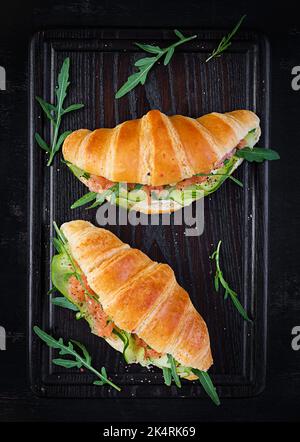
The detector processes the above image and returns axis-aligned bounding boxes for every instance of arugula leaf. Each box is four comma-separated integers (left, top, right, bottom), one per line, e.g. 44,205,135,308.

71,340,92,365
64,161,90,180
135,43,162,54
195,172,243,188
164,47,175,65
115,30,197,98
52,358,81,368
210,241,252,322
206,15,246,62
192,369,220,406
174,29,185,40
35,96,56,123
227,175,243,188
35,57,84,166
167,354,181,388
63,103,85,114
53,131,72,154
35,133,50,152
235,147,280,163
51,296,79,312
162,367,172,386
33,326,120,391
53,221,68,247
71,192,98,209
133,183,144,190
70,183,121,210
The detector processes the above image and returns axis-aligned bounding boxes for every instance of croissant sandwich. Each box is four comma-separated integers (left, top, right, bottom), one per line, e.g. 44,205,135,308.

63,109,261,214
52,220,213,383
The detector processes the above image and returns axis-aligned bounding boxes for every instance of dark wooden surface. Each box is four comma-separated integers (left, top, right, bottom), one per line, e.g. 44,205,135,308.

0,0,300,422
29,29,268,399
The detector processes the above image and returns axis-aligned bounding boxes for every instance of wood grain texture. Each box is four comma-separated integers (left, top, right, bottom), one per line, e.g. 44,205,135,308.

29,28,269,398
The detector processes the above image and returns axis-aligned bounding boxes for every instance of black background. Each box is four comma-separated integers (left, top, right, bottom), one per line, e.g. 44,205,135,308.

0,0,299,422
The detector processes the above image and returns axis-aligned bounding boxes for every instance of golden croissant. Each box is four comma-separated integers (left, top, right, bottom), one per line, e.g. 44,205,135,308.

63,109,261,213
52,220,213,382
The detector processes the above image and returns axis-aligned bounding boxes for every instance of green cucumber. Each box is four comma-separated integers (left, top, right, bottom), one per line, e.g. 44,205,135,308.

168,189,184,205
115,330,145,364
51,253,73,298
244,128,258,148
115,197,132,210
117,186,128,199
128,189,147,202
198,157,239,195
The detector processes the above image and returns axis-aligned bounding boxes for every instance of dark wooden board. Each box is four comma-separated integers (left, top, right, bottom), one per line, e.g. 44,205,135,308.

29,28,269,398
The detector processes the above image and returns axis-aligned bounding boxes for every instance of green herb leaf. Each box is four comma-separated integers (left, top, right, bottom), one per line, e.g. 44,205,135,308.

164,47,175,65
71,340,92,365
229,293,252,322
115,71,150,99
134,57,157,67
53,221,67,245
135,43,162,54
54,130,72,154
133,183,144,190
65,161,90,180
35,133,50,152
33,326,120,391
47,286,57,295
63,103,84,114
214,273,219,292
206,15,246,62
52,237,63,254
35,57,85,166
71,191,97,209
174,29,185,40
192,369,220,406
210,241,252,322
228,175,243,188
52,358,81,368
162,367,172,386
35,96,56,123
56,57,70,104
195,172,243,188
51,297,79,311
235,147,280,163
168,354,181,388
115,31,197,99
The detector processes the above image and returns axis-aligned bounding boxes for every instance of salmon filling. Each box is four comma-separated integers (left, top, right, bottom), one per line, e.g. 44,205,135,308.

68,274,114,338
81,142,246,197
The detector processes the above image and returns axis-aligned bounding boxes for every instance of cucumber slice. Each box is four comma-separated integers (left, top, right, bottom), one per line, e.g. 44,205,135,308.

182,188,203,201
199,174,227,194
118,187,128,199
150,354,170,368
115,197,131,210
168,188,203,206
244,128,258,148
156,189,171,200
198,157,240,195
168,189,184,205
121,333,145,364
128,189,147,202
51,254,73,298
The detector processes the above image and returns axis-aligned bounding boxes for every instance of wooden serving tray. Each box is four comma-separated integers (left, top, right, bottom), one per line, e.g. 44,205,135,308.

29,28,269,398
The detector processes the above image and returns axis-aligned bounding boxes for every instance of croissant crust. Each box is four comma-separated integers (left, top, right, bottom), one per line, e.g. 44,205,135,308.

61,220,213,371
62,109,260,186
